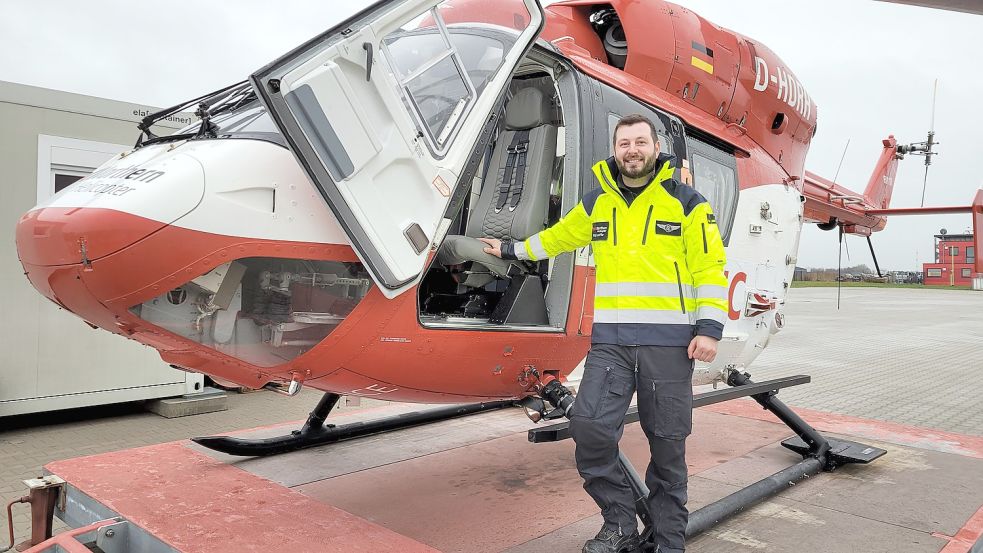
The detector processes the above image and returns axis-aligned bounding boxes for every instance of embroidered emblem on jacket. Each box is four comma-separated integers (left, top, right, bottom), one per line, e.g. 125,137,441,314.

655,221,682,236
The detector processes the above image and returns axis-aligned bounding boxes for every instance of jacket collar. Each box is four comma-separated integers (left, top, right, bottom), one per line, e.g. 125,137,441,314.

594,153,676,202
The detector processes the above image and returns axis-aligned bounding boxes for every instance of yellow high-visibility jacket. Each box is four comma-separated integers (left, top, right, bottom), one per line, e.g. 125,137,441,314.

512,154,728,346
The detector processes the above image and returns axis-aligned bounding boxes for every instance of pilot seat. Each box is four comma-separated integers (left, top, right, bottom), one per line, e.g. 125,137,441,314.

435,86,558,324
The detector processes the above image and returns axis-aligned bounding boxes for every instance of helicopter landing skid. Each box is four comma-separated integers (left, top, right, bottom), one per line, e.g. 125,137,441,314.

192,393,514,456
527,370,886,547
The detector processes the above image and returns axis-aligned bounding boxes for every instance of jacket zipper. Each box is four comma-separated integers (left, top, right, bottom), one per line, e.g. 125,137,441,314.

701,223,708,254
674,261,686,314
612,207,618,246
642,205,654,245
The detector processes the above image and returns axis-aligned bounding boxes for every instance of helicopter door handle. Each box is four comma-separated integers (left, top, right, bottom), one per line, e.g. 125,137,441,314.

263,372,305,396
726,122,747,136
363,42,373,82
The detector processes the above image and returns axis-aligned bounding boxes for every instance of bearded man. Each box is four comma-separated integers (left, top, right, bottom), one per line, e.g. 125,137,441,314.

480,114,728,553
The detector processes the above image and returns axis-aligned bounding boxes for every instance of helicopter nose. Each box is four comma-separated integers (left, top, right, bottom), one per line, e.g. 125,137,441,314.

16,149,206,269
17,205,169,269
16,147,206,323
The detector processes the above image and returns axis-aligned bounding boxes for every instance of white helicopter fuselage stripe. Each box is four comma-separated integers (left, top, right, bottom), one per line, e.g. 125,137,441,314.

33,140,352,246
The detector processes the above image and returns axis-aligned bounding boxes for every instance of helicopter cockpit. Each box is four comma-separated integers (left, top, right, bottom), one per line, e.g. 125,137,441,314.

418,53,578,331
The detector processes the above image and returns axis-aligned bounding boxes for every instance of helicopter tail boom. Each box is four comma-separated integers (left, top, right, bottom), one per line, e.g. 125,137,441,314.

867,188,983,275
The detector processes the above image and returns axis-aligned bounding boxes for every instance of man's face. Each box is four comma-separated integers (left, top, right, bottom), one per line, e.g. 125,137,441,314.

614,122,660,179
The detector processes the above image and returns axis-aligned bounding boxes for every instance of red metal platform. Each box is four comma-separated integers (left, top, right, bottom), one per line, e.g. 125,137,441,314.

27,400,983,552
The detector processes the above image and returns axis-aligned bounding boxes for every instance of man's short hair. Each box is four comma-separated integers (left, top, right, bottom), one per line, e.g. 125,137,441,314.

613,114,659,148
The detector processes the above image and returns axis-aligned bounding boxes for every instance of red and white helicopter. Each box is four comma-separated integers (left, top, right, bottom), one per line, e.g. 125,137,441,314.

14,0,983,539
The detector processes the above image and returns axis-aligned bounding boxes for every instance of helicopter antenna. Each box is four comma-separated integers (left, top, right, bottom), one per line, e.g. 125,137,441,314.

898,80,939,207
867,236,882,277
832,138,850,183
837,225,844,310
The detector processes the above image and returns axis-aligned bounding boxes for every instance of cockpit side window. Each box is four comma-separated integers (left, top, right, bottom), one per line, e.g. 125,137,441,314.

381,6,517,156
606,112,671,157
686,137,739,245
586,81,687,199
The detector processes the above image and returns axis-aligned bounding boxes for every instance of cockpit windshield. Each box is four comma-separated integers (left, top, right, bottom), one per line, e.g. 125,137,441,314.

161,26,513,152
174,100,285,147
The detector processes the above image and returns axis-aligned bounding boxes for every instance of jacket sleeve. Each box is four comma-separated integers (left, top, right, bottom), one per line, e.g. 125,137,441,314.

683,200,728,340
514,201,593,261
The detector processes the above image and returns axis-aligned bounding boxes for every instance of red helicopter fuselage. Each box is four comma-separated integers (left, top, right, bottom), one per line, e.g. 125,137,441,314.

16,0,926,404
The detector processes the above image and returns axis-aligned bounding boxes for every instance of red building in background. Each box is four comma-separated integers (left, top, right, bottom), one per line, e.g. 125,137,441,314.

923,232,976,286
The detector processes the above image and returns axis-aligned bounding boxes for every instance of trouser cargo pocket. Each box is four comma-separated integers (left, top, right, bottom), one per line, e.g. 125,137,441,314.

635,346,694,439
572,364,633,422
638,376,693,439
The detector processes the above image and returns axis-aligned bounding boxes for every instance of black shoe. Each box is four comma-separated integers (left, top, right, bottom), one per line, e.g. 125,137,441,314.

582,527,641,553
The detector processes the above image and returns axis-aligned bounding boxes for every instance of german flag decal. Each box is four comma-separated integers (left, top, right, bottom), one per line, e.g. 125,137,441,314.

691,41,714,58
691,57,713,75
691,41,714,75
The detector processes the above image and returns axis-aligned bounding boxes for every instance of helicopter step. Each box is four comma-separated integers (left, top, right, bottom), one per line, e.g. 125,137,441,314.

782,435,887,465
527,374,812,443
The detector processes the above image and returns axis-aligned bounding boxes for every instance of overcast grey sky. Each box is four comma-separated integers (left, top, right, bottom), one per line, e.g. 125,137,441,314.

2,0,980,270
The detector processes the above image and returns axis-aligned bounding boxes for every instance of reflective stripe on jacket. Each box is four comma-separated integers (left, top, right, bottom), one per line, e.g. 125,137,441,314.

516,154,728,345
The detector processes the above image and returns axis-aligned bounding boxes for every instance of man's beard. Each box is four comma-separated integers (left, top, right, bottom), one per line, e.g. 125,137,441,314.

617,154,658,179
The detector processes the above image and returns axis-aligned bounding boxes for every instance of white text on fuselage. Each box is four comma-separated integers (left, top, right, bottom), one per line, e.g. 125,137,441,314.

753,57,813,120
347,384,399,396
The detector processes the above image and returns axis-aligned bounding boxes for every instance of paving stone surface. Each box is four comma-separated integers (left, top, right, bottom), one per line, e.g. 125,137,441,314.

745,287,983,437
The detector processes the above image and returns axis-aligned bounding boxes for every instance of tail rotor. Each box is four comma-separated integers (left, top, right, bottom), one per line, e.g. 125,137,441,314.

897,79,940,207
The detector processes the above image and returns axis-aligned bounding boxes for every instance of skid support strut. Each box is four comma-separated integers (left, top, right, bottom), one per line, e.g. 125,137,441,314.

527,370,885,548
193,393,513,456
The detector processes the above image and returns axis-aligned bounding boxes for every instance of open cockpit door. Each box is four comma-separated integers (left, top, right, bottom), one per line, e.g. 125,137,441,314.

252,0,545,297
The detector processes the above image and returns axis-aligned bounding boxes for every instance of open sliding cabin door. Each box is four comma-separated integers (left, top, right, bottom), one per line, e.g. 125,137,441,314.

253,0,545,297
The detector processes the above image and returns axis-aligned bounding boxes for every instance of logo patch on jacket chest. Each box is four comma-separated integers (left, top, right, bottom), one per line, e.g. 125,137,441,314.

592,222,610,241
655,220,682,236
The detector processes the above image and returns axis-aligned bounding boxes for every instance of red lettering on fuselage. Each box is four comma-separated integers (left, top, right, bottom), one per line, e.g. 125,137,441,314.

726,271,747,321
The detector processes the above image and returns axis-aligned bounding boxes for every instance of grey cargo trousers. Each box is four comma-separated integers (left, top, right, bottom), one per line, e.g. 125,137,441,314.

569,344,693,553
